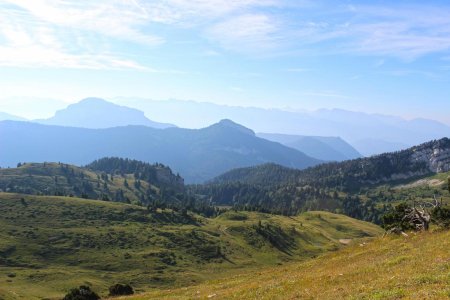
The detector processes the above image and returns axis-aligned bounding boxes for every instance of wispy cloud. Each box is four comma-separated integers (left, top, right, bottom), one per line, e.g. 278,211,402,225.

0,0,286,68
325,4,450,60
2,0,163,45
142,0,280,24
206,14,281,53
0,1,164,69
1,0,450,69
381,69,439,79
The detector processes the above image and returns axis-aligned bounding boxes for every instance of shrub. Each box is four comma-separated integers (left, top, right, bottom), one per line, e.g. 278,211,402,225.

108,284,134,296
63,285,100,300
432,206,450,228
382,203,415,231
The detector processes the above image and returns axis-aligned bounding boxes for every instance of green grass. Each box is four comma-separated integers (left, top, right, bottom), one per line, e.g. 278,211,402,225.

373,171,450,205
0,193,382,299
124,229,450,300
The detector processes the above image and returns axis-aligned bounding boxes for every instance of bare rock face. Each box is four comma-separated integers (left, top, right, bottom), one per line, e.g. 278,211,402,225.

410,138,450,173
355,138,450,186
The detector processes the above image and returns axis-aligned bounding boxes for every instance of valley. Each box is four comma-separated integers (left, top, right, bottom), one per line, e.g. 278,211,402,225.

0,193,381,299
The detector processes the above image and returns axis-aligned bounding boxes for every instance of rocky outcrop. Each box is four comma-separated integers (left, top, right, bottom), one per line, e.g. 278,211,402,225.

410,138,450,173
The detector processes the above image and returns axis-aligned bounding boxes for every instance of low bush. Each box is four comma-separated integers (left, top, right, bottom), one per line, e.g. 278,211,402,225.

63,285,100,300
109,283,134,296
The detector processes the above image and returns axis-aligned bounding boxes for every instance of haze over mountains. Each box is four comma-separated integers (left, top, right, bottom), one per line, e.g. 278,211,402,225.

0,112,27,122
1,96,449,172
36,98,175,129
113,98,450,156
0,119,320,183
257,133,361,162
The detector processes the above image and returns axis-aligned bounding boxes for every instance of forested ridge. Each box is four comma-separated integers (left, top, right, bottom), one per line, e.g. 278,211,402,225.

191,138,450,223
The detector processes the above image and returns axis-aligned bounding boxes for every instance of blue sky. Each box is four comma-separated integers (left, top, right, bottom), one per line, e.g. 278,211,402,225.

0,0,450,123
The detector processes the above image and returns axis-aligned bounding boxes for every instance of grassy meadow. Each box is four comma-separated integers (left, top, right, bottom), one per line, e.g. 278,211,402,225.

0,193,382,299
123,229,450,300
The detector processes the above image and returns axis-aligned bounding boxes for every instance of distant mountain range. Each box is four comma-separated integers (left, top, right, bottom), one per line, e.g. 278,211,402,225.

0,112,27,122
36,97,175,129
3,97,449,158
112,98,450,156
257,133,361,161
0,119,320,183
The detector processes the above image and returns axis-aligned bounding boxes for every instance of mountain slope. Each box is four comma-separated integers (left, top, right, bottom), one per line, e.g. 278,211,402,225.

112,98,450,155
195,138,450,221
212,137,450,189
258,133,361,161
0,193,382,299
209,163,301,186
0,120,320,183
126,230,450,300
36,98,174,129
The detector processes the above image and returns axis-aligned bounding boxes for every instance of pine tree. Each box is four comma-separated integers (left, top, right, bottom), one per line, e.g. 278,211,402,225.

448,176,450,194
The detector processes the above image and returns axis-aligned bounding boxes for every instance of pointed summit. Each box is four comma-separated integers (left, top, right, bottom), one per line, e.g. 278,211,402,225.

208,119,255,136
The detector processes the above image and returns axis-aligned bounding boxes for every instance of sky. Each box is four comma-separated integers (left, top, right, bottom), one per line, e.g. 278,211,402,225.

0,0,450,123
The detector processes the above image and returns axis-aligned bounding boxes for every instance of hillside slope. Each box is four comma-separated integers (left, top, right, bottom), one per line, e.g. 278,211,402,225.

0,120,320,183
0,193,382,299
0,159,183,205
124,230,450,300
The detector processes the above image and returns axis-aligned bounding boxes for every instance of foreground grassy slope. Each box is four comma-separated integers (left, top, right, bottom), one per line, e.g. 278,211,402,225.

124,230,450,300
0,193,381,299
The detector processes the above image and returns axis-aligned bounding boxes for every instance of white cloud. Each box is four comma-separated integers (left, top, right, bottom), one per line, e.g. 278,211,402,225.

144,0,281,24
1,0,450,69
3,0,163,45
206,14,281,52
0,0,164,69
329,5,450,59
0,0,287,68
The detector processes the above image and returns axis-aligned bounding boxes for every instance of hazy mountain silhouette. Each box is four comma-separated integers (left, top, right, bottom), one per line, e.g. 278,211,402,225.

257,133,361,161
0,112,27,121
36,98,175,129
0,119,320,183
113,98,450,156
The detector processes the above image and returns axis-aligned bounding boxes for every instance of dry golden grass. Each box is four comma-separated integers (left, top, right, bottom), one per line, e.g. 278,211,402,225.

121,230,450,300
